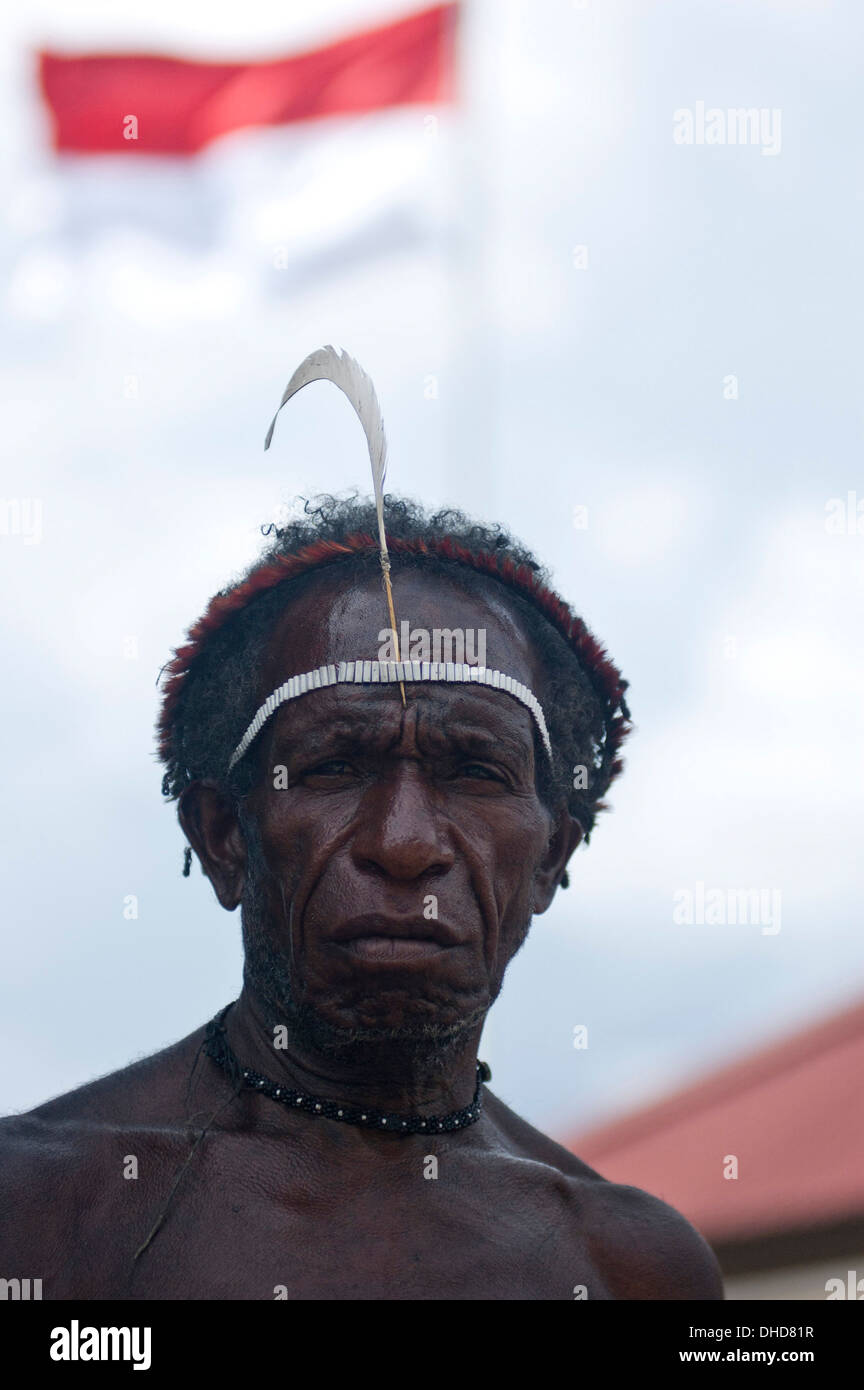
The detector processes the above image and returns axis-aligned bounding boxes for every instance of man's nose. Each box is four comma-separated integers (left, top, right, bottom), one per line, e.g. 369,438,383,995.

350,763,455,882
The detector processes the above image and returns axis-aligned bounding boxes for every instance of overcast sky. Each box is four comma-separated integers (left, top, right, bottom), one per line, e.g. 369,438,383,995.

1,0,862,1138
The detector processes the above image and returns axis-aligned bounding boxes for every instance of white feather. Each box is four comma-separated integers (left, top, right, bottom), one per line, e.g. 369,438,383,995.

265,345,389,557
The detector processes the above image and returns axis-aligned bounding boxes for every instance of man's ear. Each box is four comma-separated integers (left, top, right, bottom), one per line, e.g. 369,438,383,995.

533,810,584,914
178,781,247,910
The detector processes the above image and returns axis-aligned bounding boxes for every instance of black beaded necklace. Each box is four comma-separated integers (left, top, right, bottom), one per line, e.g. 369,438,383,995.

203,1005,491,1137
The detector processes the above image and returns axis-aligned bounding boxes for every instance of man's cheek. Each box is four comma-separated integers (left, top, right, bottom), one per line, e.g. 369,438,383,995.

496,834,544,927
495,817,548,884
260,815,317,883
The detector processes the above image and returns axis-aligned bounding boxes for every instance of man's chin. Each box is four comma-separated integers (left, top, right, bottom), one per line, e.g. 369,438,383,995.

291,1001,486,1067
247,966,485,1066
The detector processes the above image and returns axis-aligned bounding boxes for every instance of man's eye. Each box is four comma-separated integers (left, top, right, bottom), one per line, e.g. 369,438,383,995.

456,762,504,782
303,760,356,779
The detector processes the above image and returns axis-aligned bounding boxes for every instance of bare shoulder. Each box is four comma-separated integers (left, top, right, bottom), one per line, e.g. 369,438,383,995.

0,1108,101,1205
21,1023,210,1128
0,1108,105,1274
0,1025,210,1261
485,1090,724,1301
575,1175,725,1300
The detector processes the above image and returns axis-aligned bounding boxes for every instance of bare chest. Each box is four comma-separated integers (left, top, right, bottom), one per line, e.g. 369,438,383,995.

51,1133,611,1301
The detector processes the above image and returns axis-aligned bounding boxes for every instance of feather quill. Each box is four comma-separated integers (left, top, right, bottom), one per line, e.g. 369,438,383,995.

264,346,405,703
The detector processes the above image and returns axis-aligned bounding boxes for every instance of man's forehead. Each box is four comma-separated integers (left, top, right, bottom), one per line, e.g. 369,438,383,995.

259,566,542,693
268,681,537,751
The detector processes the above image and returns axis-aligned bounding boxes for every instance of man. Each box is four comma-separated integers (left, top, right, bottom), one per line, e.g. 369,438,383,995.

0,486,722,1301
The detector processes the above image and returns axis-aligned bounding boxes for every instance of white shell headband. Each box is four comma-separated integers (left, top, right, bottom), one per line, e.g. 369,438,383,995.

228,659,553,772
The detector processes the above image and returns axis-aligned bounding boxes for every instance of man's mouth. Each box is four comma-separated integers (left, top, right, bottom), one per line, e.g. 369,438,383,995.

340,936,447,962
329,913,460,964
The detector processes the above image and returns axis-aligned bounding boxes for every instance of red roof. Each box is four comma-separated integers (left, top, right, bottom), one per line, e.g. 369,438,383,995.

564,996,864,1244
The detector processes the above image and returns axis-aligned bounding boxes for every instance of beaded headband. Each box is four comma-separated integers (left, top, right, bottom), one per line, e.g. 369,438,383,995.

228,659,553,772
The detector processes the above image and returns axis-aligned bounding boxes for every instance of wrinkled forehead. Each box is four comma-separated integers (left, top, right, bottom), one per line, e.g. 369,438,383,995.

265,682,540,770
258,566,544,696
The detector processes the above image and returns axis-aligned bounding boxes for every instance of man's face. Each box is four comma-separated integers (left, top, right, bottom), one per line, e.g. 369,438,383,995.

232,569,571,1057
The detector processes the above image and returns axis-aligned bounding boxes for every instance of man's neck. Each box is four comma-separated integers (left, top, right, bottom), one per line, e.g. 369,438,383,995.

225,988,485,1119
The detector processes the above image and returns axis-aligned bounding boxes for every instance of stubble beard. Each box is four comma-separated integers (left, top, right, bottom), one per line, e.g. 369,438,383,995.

238,809,490,1071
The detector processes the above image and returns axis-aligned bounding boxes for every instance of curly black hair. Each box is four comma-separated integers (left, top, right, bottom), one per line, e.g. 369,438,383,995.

160,494,630,843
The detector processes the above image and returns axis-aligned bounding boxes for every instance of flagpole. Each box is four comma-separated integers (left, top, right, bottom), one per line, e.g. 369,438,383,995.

444,0,499,516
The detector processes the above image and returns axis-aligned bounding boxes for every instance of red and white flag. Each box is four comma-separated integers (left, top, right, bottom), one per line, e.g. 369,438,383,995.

12,4,458,319
39,5,456,156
